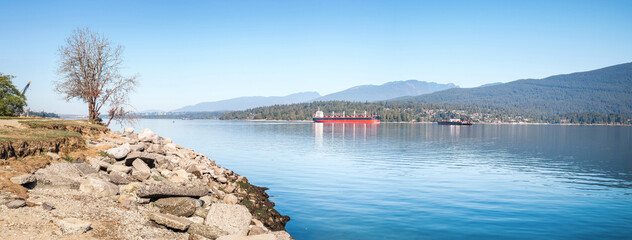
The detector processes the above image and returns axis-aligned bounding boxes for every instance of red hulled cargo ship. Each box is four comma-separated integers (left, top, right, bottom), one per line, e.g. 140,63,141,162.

312,110,380,123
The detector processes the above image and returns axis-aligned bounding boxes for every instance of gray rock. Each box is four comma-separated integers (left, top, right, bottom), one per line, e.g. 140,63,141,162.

154,197,198,217
194,207,210,218
149,212,192,231
88,157,112,171
132,159,151,172
223,194,239,204
248,226,267,236
271,231,292,240
132,169,151,181
123,127,134,135
130,144,145,152
36,162,83,179
218,177,228,183
5,199,26,209
34,174,79,187
42,202,55,210
164,143,178,153
79,176,119,197
137,184,208,198
147,144,165,155
199,196,214,207
106,145,130,160
108,171,131,185
138,129,158,143
187,216,205,224
189,233,211,240
217,234,276,240
108,165,132,174
224,184,236,193
125,152,161,166
10,174,36,185
188,223,229,239
73,163,98,176
205,203,252,236
57,218,92,235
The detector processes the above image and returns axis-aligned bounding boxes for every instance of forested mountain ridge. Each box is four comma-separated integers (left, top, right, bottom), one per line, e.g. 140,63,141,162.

219,63,632,124
172,92,321,112
394,62,632,115
315,80,457,102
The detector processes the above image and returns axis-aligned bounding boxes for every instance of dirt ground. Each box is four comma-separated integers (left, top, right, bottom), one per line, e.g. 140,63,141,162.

0,138,110,200
0,119,24,128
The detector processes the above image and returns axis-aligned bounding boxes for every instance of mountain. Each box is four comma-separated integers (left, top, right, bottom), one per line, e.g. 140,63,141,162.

394,62,632,115
477,82,503,88
172,92,321,112
315,80,457,102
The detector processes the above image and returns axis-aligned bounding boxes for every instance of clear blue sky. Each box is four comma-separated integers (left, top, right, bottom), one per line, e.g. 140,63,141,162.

1,0,631,114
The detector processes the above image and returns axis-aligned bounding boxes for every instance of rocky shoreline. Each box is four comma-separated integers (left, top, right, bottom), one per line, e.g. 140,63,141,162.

0,127,292,240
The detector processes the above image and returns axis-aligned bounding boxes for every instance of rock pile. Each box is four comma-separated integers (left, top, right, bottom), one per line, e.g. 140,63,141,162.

5,127,291,240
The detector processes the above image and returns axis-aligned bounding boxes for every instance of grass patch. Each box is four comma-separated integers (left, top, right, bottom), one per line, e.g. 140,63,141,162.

98,151,109,157
236,181,251,190
19,119,107,133
241,199,253,209
0,127,81,142
255,208,266,217
62,156,74,163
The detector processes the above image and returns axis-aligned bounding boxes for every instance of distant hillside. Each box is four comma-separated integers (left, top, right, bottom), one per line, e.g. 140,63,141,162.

172,92,320,112
395,63,632,115
315,80,457,102
478,82,503,88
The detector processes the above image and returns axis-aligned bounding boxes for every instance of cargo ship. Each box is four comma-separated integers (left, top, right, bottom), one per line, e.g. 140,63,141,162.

437,119,473,125
313,110,380,123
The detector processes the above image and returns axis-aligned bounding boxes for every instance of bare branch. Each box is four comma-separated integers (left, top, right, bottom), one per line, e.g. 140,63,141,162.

55,28,138,124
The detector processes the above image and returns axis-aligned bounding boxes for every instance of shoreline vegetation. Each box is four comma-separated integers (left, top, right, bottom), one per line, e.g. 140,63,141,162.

0,118,292,239
137,100,632,126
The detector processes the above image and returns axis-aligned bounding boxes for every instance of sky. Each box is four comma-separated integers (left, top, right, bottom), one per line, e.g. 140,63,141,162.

1,0,631,114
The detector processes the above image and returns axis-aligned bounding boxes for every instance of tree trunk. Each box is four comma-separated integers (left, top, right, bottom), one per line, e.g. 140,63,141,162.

88,101,97,123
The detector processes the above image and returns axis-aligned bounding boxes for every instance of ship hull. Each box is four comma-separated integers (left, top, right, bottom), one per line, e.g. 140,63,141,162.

313,118,380,123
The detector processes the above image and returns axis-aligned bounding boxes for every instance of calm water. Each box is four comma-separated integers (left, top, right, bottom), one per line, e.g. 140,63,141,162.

118,120,632,239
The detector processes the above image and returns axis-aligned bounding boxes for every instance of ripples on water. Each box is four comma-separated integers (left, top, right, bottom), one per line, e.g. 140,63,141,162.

119,120,632,239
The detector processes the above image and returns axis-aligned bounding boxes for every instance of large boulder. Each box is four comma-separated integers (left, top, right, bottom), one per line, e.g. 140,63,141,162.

106,144,130,160
123,127,134,135
108,171,131,185
132,159,151,172
188,223,229,239
73,163,98,176
138,129,158,143
270,231,292,240
149,212,192,231
153,197,198,217
108,165,132,174
36,162,83,179
132,169,151,181
79,176,119,197
10,174,36,185
217,234,277,240
205,203,252,236
137,184,208,198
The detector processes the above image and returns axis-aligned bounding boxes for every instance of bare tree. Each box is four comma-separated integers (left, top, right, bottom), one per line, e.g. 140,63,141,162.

56,27,137,126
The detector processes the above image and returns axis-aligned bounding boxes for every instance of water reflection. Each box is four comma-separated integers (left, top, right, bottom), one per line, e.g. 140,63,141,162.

313,122,379,145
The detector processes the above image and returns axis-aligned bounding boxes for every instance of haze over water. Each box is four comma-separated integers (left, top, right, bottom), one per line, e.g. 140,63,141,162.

120,120,632,239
